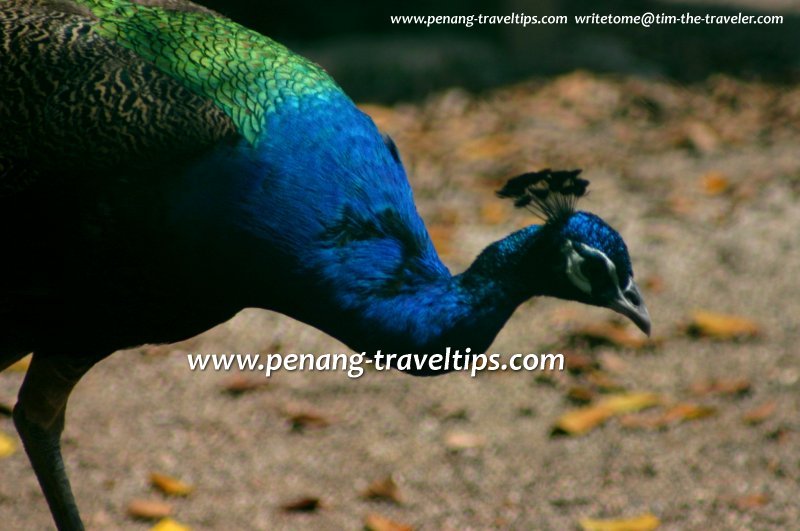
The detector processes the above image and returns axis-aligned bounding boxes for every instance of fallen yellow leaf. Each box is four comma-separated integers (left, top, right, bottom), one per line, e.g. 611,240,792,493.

221,375,270,396
733,493,770,510
599,393,662,414
4,354,31,373
661,403,716,423
361,476,403,504
687,311,760,340
620,402,716,430
364,513,414,531
286,410,332,431
127,499,173,521
150,518,191,531
553,393,660,436
444,431,486,450
553,405,614,435
690,378,751,396
580,513,660,531
701,170,730,195
742,401,777,425
570,322,652,349
149,473,194,497
0,431,16,458
280,496,321,513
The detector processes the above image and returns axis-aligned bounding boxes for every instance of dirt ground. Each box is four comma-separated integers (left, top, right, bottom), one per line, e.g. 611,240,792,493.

1,72,799,530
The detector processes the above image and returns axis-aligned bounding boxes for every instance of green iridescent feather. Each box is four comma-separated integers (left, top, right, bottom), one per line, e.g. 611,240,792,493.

76,0,341,144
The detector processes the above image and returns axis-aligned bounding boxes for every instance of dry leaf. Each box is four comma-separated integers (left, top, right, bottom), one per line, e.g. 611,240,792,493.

690,377,751,397
364,513,414,531
743,402,777,425
553,393,661,436
362,476,403,504
221,375,270,396
570,322,651,349
280,496,321,513
0,431,17,458
149,473,194,497
444,430,486,450
287,410,331,431
660,403,716,423
127,499,173,521
733,493,769,510
150,518,191,531
686,311,760,340
580,513,660,531
701,171,730,195
4,354,31,373
622,402,717,430
600,393,662,413
567,386,595,404
553,405,615,436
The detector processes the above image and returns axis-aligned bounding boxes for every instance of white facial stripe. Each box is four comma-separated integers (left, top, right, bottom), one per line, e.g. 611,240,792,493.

565,242,622,295
623,278,633,292
586,244,620,291
564,242,592,294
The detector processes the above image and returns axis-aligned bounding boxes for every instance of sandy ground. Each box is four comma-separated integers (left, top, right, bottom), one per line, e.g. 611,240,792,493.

1,73,799,530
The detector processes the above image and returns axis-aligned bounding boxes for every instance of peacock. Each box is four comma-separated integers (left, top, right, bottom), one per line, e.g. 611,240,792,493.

0,1,650,529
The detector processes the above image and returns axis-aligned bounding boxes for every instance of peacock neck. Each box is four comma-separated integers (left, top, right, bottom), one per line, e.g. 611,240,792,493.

291,225,552,372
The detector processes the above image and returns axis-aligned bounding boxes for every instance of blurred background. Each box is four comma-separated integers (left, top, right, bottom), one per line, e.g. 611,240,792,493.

199,0,800,101
1,0,799,529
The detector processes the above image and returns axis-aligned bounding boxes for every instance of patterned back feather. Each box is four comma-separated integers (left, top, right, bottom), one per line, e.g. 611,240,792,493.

0,0,241,183
76,0,342,144
0,0,345,196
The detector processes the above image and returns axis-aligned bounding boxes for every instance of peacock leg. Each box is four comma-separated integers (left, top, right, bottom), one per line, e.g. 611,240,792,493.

13,352,105,531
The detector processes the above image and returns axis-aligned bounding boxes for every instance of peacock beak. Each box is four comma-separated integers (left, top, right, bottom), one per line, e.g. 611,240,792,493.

607,281,651,336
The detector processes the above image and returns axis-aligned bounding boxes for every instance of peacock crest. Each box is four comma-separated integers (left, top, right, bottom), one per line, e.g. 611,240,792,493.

496,169,589,225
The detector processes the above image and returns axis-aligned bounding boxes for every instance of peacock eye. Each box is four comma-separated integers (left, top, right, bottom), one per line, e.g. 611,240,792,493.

580,257,606,280
580,258,614,291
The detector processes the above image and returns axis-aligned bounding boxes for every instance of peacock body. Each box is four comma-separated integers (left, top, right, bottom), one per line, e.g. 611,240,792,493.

0,1,649,529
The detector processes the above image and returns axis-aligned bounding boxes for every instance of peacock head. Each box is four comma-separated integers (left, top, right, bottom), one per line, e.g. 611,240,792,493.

497,169,651,335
